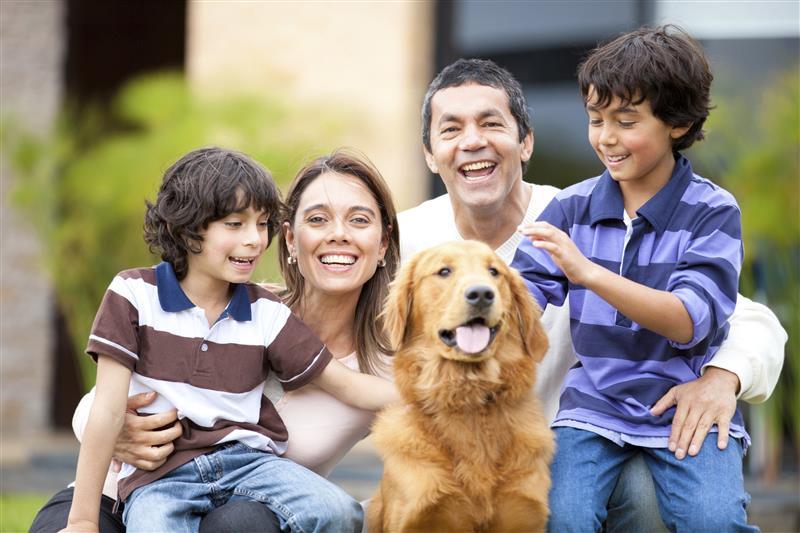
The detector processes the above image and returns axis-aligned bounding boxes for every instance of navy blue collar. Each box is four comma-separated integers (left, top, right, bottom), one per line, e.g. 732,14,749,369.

155,262,252,321
589,155,693,234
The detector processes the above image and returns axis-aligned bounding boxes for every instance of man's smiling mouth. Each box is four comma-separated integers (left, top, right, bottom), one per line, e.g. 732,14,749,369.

459,160,496,179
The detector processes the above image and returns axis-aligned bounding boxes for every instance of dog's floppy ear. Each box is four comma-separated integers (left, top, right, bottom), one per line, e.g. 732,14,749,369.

382,254,417,349
507,266,549,362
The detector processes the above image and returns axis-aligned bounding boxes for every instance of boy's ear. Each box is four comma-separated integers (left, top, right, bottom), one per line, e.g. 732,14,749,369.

670,123,693,139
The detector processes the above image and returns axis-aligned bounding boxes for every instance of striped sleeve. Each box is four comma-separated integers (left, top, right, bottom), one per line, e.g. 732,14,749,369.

266,312,333,391
86,274,141,371
668,203,743,349
511,197,570,309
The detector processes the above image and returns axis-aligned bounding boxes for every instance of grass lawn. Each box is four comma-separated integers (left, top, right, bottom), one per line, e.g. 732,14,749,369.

1,493,49,532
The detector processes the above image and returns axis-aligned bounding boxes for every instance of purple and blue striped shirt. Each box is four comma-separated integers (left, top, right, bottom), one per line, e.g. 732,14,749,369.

512,156,748,446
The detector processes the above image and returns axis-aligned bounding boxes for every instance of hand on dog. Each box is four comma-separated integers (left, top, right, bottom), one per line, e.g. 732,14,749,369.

650,367,740,459
112,392,182,472
519,222,596,286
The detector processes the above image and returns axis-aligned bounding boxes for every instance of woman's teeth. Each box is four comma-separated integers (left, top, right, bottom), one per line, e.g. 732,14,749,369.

320,254,356,265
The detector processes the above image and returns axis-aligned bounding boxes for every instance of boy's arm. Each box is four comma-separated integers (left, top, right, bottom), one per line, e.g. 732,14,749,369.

704,294,786,402
64,355,131,532
312,358,400,411
73,388,181,473
651,295,786,459
521,221,694,342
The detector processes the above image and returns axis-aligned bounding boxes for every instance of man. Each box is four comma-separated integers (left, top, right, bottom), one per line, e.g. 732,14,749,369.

398,58,785,531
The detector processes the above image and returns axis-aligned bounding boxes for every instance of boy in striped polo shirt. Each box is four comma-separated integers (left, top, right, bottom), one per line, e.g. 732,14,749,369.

64,148,396,532
514,27,756,531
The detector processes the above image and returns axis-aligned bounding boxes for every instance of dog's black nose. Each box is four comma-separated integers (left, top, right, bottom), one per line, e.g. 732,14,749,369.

465,284,495,308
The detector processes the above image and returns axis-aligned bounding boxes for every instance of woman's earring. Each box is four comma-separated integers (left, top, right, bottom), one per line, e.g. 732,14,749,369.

377,258,386,268
287,254,297,265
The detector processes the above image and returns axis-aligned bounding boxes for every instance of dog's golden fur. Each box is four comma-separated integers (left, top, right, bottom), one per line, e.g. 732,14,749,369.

367,241,554,532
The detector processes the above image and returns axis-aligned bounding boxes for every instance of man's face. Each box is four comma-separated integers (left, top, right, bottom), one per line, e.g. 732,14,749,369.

424,83,533,211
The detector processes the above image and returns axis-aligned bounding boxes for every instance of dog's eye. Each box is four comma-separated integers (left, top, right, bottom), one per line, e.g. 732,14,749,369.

437,267,451,277
488,267,499,277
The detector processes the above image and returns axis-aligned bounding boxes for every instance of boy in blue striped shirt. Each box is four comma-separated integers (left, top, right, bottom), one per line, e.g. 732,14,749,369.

513,26,756,531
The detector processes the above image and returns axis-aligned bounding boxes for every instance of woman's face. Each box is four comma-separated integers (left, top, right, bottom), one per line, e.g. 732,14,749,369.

285,172,387,300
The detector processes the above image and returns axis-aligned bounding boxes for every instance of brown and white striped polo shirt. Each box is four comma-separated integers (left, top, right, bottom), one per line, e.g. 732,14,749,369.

86,262,332,501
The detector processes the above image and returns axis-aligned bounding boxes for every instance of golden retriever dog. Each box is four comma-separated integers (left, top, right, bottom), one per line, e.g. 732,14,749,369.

367,240,554,532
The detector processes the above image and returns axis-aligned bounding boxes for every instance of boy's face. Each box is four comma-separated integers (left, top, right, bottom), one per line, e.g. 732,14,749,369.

424,83,533,212
586,87,690,192
186,206,271,287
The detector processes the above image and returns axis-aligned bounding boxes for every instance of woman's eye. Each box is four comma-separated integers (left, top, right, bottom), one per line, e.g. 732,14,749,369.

437,267,451,277
351,216,370,224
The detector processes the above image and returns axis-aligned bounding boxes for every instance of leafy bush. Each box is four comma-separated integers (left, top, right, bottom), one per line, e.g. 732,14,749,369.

692,65,799,476
5,72,344,387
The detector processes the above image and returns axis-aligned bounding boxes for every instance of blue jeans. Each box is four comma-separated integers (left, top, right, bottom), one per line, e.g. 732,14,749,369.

122,442,363,533
548,427,757,533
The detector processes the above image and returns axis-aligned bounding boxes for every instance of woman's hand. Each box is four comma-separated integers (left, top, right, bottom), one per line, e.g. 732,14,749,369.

112,392,182,471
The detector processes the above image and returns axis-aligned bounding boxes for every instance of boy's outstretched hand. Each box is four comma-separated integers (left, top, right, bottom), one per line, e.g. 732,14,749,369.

518,222,596,286
650,367,740,459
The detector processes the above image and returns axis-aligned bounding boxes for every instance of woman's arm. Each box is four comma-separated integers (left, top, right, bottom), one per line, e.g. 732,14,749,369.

312,358,400,411
64,356,131,532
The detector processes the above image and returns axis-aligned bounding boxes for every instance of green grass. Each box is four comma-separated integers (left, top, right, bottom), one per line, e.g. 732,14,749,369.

0,493,49,533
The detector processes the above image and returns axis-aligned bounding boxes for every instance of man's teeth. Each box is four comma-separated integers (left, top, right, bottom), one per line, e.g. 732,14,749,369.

461,161,495,172
230,257,255,264
320,255,356,265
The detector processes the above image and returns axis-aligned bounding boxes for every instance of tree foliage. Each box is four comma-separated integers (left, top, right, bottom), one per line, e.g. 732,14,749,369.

5,72,345,387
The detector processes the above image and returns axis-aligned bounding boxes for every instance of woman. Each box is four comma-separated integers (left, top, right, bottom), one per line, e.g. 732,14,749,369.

31,149,399,533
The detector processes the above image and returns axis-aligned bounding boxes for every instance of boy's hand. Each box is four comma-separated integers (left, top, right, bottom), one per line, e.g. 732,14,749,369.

518,222,595,286
650,367,739,459
60,519,99,533
113,392,182,471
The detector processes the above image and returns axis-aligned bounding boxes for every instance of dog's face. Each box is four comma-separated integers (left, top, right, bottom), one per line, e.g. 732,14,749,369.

385,240,547,364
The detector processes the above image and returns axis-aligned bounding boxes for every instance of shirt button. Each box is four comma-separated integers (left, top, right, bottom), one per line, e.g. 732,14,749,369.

201,343,208,352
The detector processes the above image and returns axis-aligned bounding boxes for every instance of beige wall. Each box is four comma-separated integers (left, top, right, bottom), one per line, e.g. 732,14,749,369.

1,0,64,434
186,1,434,211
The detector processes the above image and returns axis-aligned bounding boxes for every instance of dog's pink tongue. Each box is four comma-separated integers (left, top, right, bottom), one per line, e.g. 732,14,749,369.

455,324,491,354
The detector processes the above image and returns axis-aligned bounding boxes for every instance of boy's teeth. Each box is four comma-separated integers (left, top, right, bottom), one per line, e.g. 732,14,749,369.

607,154,628,162
230,257,254,264
320,254,356,265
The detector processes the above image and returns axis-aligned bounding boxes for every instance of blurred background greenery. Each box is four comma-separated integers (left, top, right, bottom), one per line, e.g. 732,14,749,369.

6,72,345,387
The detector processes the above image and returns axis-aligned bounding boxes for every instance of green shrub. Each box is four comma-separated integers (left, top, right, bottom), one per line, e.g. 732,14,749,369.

5,72,345,388
692,65,799,474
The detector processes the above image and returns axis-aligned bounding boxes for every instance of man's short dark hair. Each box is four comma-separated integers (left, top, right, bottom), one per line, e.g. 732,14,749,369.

143,147,281,279
577,25,713,152
422,58,532,171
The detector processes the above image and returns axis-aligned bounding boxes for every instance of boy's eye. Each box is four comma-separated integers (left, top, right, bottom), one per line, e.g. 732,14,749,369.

619,121,636,128
225,221,242,228
589,119,603,126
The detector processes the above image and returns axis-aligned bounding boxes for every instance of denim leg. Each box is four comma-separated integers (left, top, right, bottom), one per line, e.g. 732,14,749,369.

606,453,668,533
547,427,633,533
214,443,363,533
123,458,214,532
644,435,758,533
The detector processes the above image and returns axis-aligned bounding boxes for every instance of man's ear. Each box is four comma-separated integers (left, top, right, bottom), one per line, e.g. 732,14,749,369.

423,146,439,174
521,131,534,164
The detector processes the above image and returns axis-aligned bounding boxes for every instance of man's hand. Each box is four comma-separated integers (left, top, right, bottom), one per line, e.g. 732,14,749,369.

112,392,182,471
650,367,740,459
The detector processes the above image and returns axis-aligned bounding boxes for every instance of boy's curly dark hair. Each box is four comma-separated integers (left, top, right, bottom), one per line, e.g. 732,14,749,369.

577,25,713,152
143,147,281,279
